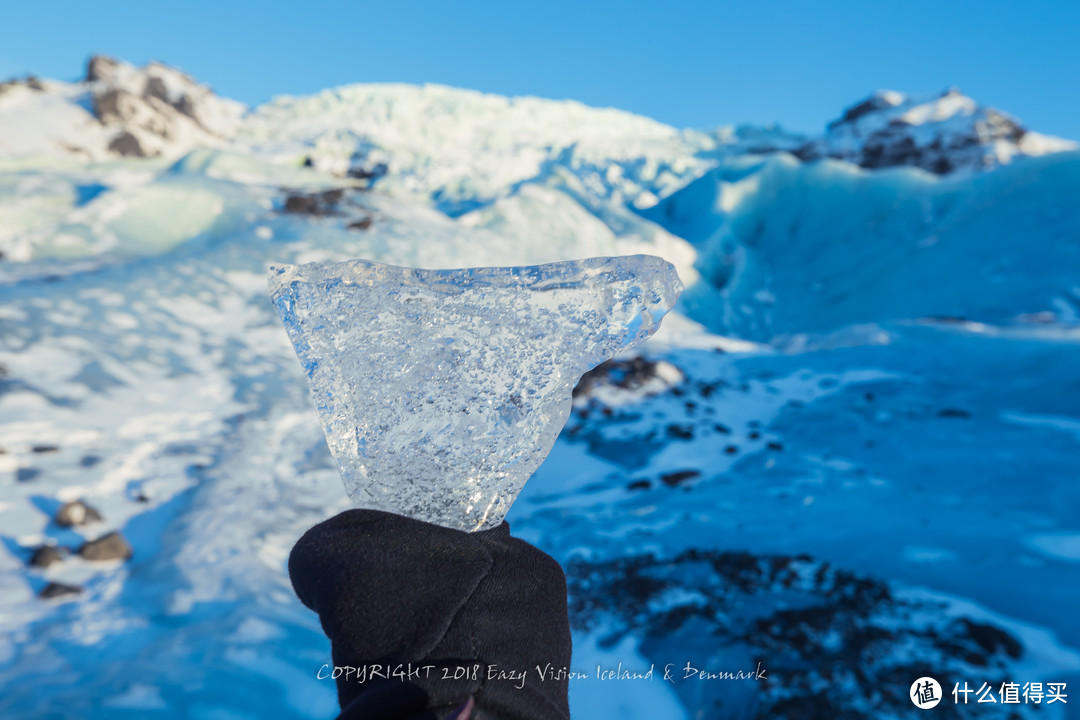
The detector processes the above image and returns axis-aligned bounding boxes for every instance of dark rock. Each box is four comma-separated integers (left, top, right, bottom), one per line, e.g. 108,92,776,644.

748,431,761,440
143,75,170,104
79,531,133,562
108,131,149,158
39,582,82,599
830,94,897,129
29,545,67,568
347,217,373,231
55,500,104,527
319,188,344,204
31,444,59,454
283,194,319,214
957,618,1023,660
1,75,47,95
302,156,315,168
172,94,202,125
665,424,694,440
627,479,651,491
723,444,739,455
767,441,784,452
86,54,122,82
713,423,731,434
660,470,701,488
574,356,661,397
93,88,132,125
16,467,41,482
347,161,389,181
281,189,348,216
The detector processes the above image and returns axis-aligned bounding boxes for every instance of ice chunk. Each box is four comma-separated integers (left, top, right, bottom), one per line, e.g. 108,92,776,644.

268,255,681,531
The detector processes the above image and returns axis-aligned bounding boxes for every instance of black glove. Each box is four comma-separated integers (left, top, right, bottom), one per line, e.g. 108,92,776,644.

289,509,572,720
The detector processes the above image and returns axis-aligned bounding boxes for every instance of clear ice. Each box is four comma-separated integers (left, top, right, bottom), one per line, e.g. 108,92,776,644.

268,255,682,531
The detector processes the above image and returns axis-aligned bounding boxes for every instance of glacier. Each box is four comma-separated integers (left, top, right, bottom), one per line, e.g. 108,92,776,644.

1,65,1079,719
644,150,1080,339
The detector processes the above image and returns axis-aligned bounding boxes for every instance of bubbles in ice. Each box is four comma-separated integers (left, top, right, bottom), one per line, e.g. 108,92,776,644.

269,255,681,531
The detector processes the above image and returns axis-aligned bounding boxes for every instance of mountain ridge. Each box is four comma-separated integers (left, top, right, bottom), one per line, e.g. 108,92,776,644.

2,56,1074,189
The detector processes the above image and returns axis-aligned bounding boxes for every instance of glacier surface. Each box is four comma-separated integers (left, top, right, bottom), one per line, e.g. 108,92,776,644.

0,71,1078,720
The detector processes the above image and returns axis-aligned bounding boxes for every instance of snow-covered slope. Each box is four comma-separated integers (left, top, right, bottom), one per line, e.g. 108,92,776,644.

794,88,1077,174
237,82,730,214
0,56,244,161
1,59,1079,720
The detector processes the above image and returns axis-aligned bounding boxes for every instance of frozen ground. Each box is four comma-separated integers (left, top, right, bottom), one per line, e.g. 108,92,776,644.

1,70,1078,719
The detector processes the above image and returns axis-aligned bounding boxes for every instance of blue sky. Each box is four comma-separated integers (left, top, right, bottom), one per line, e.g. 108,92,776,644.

2,0,1077,139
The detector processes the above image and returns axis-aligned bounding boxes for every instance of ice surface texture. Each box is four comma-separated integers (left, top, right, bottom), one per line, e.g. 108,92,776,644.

268,255,682,531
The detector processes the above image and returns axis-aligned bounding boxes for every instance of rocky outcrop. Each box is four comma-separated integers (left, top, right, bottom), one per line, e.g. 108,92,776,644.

39,582,82,599
0,75,47,96
29,544,67,568
794,88,1076,175
279,187,375,230
0,55,245,160
54,500,104,528
78,531,133,562
572,356,684,403
569,550,1049,719
84,55,245,158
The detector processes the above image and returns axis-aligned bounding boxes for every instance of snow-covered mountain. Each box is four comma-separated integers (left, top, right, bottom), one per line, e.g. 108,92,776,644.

1,58,1079,720
794,88,1076,174
0,56,244,160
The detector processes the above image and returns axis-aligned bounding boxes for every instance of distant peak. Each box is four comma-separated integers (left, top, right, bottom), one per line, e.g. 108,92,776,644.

0,54,245,161
802,88,1075,175
85,54,122,83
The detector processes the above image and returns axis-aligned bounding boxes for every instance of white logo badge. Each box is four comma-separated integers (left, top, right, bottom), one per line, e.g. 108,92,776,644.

911,677,942,709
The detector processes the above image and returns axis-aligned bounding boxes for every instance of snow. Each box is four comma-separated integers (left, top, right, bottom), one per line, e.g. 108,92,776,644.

569,632,689,720
237,83,727,214
0,83,110,159
1,61,1078,719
